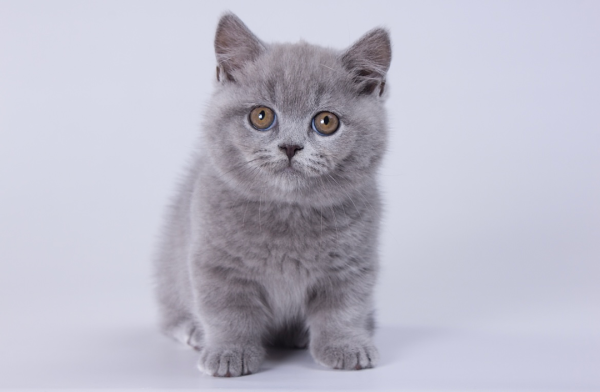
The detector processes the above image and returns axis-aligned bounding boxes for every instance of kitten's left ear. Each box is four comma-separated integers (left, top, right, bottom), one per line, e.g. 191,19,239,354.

341,28,392,96
214,13,266,82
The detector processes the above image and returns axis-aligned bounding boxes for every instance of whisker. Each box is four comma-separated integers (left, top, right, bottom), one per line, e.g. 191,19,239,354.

319,63,339,73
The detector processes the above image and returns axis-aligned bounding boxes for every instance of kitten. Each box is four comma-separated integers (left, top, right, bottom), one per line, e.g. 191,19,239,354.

154,13,391,377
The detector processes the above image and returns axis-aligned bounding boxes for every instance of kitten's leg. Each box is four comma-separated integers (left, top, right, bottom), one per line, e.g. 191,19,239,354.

193,267,269,377
157,288,205,350
306,279,379,370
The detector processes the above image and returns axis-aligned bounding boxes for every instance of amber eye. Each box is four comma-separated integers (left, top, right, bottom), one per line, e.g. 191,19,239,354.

312,111,340,135
249,106,276,130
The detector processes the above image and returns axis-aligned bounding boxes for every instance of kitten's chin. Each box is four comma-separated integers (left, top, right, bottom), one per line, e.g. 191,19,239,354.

280,165,302,176
276,165,305,185
262,163,308,192
257,160,326,195
276,160,324,179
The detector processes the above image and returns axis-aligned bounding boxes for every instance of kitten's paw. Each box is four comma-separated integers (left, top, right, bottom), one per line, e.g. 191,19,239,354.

164,319,204,350
312,341,379,370
197,344,265,377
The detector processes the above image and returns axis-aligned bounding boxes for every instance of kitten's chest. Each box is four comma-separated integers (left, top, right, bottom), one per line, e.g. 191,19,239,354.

258,255,311,322
206,196,338,268
198,184,370,283
240,206,320,321
197,186,373,319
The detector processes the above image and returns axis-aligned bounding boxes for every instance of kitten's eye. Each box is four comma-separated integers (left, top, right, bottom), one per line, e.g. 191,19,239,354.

312,111,339,135
249,106,276,130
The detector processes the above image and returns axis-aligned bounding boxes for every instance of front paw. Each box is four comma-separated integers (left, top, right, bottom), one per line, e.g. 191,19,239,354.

197,344,265,377
311,340,379,370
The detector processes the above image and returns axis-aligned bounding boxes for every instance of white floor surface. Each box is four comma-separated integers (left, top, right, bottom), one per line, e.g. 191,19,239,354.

1,321,598,391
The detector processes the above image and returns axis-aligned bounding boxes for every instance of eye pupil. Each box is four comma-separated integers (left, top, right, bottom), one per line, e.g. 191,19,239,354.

322,116,329,125
259,110,265,120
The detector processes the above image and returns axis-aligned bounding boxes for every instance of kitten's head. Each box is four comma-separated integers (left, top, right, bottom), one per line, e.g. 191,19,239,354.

203,13,391,205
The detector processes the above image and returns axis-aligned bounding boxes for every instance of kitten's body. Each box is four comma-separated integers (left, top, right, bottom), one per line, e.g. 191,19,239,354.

155,14,391,377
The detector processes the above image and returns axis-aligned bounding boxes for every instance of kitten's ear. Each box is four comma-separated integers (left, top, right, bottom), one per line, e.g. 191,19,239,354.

214,13,266,82
341,28,391,96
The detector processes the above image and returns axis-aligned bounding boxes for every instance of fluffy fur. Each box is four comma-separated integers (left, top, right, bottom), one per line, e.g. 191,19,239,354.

154,13,391,377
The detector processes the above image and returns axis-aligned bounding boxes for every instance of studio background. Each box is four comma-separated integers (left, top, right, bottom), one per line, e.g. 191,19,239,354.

1,0,598,390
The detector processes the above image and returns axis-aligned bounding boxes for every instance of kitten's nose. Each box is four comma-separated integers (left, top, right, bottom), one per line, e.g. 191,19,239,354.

279,144,303,160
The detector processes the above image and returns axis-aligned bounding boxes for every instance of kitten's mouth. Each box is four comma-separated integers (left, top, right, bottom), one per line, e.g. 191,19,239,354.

276,161,303,176
269,159,324,180
267,159,308,181
282,164,300,174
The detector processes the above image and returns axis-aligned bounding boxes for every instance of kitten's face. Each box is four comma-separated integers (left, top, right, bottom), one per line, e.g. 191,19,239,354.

204,16,391,204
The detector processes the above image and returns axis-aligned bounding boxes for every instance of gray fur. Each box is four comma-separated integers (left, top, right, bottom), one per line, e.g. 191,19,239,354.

154,13,391,377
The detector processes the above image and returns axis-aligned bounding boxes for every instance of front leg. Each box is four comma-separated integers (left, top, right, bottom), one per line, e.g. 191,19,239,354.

193,264,269,377
306,278,379,370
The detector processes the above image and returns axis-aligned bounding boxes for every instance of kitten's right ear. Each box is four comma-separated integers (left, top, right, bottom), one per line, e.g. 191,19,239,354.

341,28,392,96
214,13,266,83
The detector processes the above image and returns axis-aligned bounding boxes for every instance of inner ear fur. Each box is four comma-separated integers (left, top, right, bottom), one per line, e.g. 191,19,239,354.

341,28,392,96
214,13,266,82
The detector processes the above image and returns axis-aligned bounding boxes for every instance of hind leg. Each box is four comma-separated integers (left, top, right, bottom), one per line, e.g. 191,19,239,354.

158,304,205,350
163,317,204,350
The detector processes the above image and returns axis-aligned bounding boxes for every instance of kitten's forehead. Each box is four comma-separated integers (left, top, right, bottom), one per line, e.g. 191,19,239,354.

241,43,350,115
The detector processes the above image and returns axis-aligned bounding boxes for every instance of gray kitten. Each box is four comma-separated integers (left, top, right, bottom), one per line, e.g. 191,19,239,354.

154,13,391,377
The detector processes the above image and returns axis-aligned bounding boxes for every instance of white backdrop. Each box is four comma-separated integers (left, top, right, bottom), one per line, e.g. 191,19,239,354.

1,1,599,390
